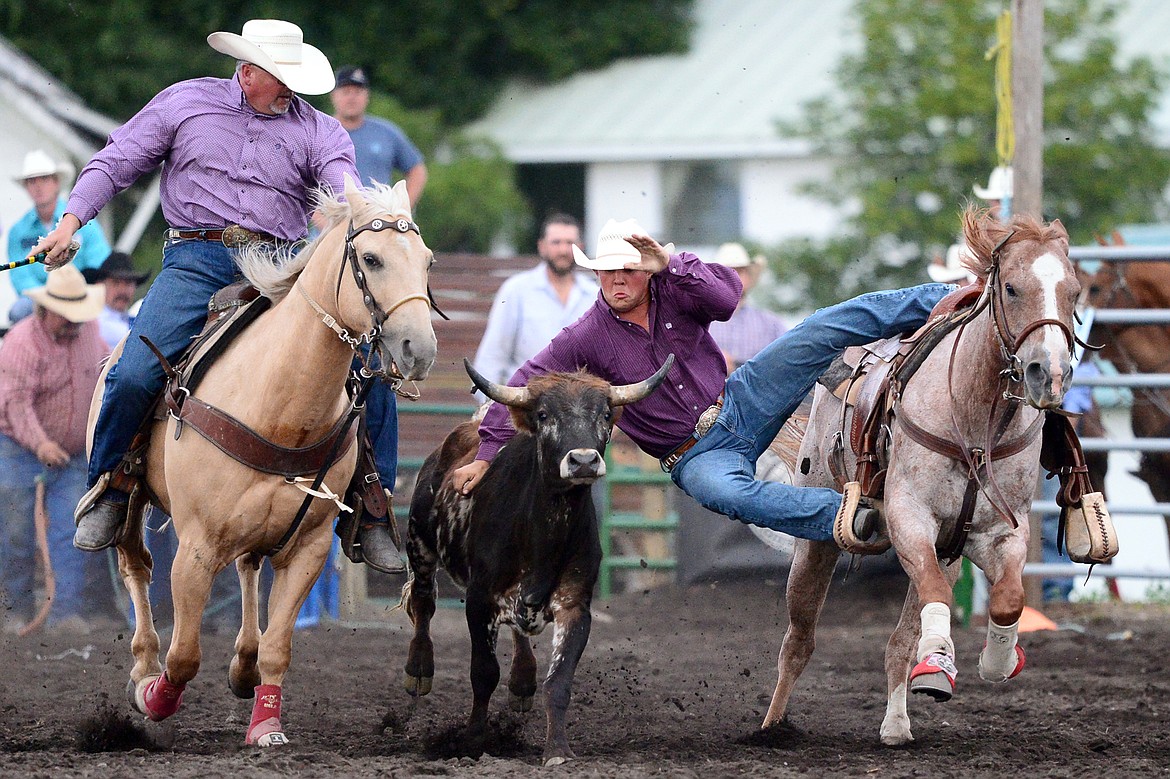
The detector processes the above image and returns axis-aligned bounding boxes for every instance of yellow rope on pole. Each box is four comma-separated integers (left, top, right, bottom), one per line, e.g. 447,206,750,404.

986,9,1015,168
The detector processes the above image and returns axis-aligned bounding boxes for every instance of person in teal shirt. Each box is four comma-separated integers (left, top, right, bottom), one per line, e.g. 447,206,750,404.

7,150,111,322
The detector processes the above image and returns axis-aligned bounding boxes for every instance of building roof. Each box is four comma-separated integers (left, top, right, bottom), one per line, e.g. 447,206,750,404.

467,0,859,163
469,0,1170,163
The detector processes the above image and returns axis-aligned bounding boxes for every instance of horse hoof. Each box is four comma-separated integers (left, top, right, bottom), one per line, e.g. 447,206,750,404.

1008,645,1026,678
544,756,569,767
509,692,534,713
909,652,957,702
404,673,432,697
137,673,185,721
228,657,260,699
246,717,289,747
978,643,1026,682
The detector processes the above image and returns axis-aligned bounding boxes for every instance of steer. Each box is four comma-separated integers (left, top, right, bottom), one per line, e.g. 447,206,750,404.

401,355,673,766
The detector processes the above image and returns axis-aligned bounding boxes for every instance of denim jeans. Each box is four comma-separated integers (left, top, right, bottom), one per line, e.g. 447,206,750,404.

355,350,399,491
672,283,954,541
0,433,92,622
88,239,242,487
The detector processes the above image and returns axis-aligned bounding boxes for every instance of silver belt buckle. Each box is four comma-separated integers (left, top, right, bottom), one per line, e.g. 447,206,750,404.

221,225,252,248
694,402,720,438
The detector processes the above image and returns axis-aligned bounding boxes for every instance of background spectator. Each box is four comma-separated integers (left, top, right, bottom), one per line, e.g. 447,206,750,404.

7,150,111,323
0,265,110,634
82,251,152,349
705,242,788,372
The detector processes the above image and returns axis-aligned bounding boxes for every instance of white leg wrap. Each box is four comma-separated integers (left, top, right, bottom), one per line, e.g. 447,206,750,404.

978,619,1020,682
916,602,954,662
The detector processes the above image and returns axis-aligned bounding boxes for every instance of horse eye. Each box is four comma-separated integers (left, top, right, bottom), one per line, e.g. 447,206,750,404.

537,410,548,422
1004,282,1017,298
604,409,613,422
362,252,383,269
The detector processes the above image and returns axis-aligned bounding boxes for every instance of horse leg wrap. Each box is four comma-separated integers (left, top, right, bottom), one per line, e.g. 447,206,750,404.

910,603,957,701
978,619,1026,683
246,684,288,747
142,673,185,721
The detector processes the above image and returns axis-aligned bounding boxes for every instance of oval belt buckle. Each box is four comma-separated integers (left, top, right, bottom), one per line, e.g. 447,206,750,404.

694,403,720,438
221,225,250,248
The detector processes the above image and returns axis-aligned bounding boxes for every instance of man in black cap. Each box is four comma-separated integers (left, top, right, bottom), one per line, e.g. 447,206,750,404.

329,65,427,207
82,251,152,350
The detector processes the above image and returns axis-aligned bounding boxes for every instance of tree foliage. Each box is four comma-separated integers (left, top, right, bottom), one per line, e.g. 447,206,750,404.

1,0,691,255
760,0,1170,311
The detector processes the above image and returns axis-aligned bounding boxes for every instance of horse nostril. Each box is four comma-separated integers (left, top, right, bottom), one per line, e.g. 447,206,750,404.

1025,361,1049,387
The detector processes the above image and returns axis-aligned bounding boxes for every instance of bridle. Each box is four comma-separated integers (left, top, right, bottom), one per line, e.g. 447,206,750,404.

298,215,449,398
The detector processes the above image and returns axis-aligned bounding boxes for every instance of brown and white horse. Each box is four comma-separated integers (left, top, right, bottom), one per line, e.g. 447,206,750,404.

91,178,437,746
764,209,1080,745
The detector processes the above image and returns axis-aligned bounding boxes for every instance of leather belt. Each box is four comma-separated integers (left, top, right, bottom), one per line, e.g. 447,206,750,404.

660,394,724,473
166,225,278,248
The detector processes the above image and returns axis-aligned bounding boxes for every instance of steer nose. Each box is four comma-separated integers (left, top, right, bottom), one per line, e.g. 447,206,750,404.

562,449,605,480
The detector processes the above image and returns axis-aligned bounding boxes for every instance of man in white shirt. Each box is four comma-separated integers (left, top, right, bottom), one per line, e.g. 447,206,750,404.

472,213,599,387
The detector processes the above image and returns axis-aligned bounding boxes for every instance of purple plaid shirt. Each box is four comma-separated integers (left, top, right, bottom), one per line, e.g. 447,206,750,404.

476,252,741,461
67,77,358,242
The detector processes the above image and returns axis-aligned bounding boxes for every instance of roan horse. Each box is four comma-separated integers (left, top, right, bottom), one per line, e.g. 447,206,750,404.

89,178,437,746
765,209,1084,745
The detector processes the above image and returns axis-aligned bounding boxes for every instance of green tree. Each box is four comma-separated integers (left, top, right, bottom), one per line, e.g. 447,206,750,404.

1,0,691,254
760,0,1170,312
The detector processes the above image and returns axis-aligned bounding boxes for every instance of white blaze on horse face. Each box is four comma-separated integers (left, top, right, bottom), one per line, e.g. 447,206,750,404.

1031,251,1071,360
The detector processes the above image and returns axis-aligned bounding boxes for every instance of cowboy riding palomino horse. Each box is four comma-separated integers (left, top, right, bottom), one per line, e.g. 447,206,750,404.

763,208,1117,745
86,178,437,746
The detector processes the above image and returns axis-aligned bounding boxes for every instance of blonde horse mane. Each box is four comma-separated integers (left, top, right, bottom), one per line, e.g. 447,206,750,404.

235,181,414,302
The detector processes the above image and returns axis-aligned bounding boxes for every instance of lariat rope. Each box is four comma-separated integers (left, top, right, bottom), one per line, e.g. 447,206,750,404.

986,9,1014,219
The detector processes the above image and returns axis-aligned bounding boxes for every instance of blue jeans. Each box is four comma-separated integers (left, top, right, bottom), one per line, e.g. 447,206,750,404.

356,351,399,491
1040,477,1074,601
88,239,242,487
672,284,954,541
0,433,93,622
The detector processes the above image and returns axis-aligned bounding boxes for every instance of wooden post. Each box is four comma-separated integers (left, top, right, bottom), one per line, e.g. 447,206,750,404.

1013,0,1045,607
1011,0,1043,219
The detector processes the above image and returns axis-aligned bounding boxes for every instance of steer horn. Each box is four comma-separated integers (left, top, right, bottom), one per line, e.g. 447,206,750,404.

464,359,532,408
608,354,675,406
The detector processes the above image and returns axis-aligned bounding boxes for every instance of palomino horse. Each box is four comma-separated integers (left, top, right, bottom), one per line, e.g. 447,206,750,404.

1085,251,1170,541
91,178,437,746
764,209,1081,745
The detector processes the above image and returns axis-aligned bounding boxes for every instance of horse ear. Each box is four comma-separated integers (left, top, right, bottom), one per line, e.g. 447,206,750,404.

1050,218,1070,252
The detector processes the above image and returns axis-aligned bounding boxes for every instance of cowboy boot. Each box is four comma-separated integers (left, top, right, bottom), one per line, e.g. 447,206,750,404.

356,520,407,574
73,476,129,552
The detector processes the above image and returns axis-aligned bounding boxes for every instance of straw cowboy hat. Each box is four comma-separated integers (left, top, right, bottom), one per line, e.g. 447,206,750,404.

13,149,74,184
207,19,335,95
572,219,674,271
710,242,765,270
81,251,152,286
973,166,1014,201
26,264,105,323
928,243,977,284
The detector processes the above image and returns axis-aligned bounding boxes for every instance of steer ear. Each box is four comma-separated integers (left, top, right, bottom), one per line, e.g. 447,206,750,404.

608,354,675,407
464,358,532,408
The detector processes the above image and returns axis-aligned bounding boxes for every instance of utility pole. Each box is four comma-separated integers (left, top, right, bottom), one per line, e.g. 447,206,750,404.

1012,0,1044,218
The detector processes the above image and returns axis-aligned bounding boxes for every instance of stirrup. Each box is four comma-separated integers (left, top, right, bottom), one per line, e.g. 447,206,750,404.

74,472,113,524
832,481,891,555
1063,492,1118,564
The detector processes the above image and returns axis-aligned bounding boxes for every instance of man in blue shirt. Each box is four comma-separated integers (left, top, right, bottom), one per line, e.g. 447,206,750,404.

7,150,111,323
330,65,427,207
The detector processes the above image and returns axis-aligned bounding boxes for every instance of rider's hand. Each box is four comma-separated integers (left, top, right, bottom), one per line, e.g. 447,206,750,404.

452,460,489,495
32,214,82,269
623,234,670,274
35,440,70,468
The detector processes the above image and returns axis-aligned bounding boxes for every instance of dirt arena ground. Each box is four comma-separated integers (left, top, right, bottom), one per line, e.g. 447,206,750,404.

1,565,1167,778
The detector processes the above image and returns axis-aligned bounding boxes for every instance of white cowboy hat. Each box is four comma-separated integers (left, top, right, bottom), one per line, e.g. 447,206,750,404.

928,243,977,284
207,19,335,95
572,219,674,271
26,264,105,323
710,242,764,269
13,149,74,184
973,166,1014,201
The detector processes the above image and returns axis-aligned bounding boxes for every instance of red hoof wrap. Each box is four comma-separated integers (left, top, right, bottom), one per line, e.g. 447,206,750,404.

143,673,185,721
1007,644,1025,679
246,684,288,746
910,652,958,701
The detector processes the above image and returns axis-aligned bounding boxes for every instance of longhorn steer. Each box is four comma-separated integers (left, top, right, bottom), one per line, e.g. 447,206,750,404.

401,356,673,766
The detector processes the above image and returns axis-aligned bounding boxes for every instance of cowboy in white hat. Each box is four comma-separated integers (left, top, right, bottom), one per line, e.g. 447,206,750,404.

928,166,1015,284
6,149,111,324
451,218,953,554
29,21,402,573
0,263,110,634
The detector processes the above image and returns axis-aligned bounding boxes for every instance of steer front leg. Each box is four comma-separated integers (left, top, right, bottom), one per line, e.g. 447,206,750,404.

465,590,501,733
541,583,593,767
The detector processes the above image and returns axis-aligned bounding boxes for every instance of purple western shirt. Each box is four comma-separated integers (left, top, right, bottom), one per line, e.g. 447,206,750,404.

476,252,741,461
66,77,359,242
